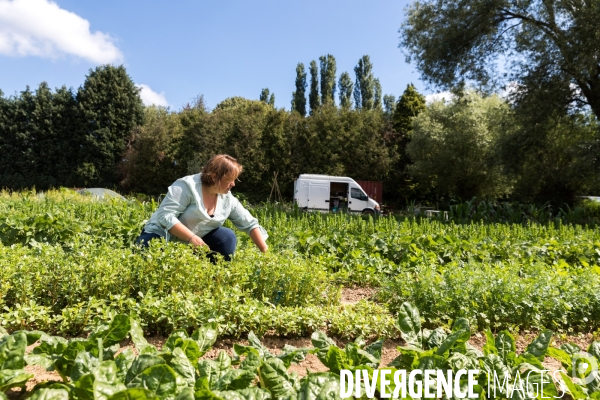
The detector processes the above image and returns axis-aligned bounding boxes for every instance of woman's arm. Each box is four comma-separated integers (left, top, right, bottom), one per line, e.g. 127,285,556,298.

168,223,206,247
249,227,268,253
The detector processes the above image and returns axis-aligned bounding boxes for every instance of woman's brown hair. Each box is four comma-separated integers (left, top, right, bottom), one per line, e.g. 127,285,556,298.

200,155,243,186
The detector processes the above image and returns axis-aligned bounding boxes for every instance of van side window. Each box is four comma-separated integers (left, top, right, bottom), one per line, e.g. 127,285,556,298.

351,188,368,201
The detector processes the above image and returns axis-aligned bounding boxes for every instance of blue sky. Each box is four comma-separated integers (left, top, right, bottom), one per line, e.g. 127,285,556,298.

0,0,443,110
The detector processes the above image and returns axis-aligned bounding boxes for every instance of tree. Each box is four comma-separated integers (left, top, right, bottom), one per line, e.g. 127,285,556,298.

309,60,320,114
291,63,307,116
383,95,396,117
319,54,337,106
338,72,354,109
260,88,275,107
393,84,426,133
400,0,600,121
77,65,144,187
373,78,383,111
407,91,512,199
353,55,375,110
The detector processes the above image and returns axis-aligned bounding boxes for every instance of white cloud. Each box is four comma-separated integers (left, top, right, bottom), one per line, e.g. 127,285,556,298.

0,0,122,63
425,91,454,104
136,84,169,107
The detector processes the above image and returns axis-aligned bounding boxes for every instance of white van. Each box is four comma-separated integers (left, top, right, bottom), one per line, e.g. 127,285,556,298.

293,174,380,215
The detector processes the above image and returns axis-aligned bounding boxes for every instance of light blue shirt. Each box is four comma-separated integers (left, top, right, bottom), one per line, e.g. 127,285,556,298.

143,174,268,242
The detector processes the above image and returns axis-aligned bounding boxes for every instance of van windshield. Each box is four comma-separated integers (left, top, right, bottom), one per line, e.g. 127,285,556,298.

350,188,368,201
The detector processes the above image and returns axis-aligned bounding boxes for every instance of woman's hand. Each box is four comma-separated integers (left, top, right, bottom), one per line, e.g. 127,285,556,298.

188,234,206,248
249,227,268,253
168,223,206,247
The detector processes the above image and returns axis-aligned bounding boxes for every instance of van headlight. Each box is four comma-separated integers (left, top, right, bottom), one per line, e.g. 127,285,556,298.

375,205,380,210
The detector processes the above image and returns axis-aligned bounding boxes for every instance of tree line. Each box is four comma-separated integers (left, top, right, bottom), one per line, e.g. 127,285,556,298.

1,60,598,206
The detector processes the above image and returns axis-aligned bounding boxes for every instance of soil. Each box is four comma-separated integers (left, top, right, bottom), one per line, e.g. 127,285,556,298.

340,287,376,305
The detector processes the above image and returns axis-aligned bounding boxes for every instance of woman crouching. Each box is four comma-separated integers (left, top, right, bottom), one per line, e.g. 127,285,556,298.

136,154,268,260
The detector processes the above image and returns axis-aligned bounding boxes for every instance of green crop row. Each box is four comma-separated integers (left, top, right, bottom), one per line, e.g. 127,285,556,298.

2,190,600,334
2,304,600,399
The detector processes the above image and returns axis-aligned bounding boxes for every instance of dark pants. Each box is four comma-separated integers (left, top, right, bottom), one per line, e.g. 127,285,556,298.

135,227,237,261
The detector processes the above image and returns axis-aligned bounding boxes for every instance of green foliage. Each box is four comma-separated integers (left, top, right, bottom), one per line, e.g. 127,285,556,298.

353,55,375,110
383,94,395,117
407,90,512,199
337,72,353,109
498,111,600,205
291,63,307,117
259,89,274,107
400,0,600,121
392,83,426,134
319,54,336,106
308,60,320,115
120,106,187,194
77,65,145,187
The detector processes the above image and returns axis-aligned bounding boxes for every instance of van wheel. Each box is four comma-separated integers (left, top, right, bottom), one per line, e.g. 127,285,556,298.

362,209,374,216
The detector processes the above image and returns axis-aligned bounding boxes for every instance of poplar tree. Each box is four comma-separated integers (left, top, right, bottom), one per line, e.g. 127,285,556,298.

354,55,375,110
260,88,275,106
383,95,396,117
319,54,337,106
291,63,307,116
309,60,320,114
260,88,270,103
374,78,383,111
338,72,354,109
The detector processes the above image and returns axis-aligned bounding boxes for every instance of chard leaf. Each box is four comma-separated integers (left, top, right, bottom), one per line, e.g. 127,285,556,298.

494,331,516,364
107,388,160,399
240,351,262,372
129,318,156,354
0,369,33,392
560,343,581,355
364,339,384,361
559,372,587,400
436,329,470,356
212,369,256,391
278,344,311,368
426,328,447,349
115,348,136,383
139,364,178,398
213,387,271,400
588,341,600,360
482,329,497,356
322,346,347,373
524,330,553,360
164,330,189,350
547,347,572,368
168,347,196,387
70,351,99,382
451,318,470,333
193,389,223,400
174,387,195,400
90,314,131,347
297,372,341,400
258,358,296,399
310,331,336,351
25,353,54,370
397,302,422,348
481,354,510,383
0,332,27,370
72,373,95,400
125,354,166,386
28,388,70,400
191,322,218,357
